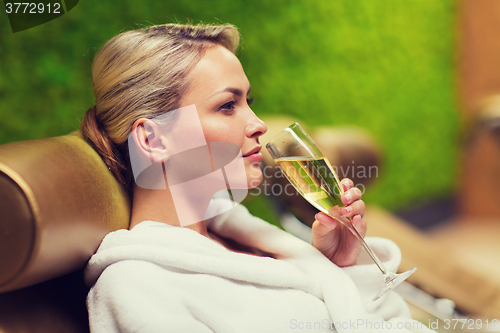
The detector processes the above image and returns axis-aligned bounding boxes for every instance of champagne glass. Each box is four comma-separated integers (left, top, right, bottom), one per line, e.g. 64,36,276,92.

266,122,416,301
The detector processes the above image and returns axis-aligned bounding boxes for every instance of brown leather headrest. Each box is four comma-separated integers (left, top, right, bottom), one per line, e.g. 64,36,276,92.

0,131,130,293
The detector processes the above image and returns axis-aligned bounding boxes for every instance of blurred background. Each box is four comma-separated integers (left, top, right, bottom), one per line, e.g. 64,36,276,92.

0,0,458,215
2,0,500,327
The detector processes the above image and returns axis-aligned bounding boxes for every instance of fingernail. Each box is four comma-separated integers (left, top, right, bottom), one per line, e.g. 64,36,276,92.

342,206,351,215
343,192,351,203
342,181,350,190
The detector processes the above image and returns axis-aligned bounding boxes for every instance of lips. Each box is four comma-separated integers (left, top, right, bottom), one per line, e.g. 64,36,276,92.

243,146,262,157
243,146,263,162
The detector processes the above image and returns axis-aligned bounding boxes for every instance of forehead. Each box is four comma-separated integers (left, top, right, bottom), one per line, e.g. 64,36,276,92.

185,45,249,96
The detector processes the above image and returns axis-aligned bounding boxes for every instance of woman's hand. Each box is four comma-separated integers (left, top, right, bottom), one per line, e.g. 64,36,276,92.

312,178,366,267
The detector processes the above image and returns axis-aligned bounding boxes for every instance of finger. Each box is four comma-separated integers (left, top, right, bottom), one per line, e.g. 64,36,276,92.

341,200,365,218
341,186,362,205
340,178,354,192
312,216,340,259
351,214,367,237
314,212,339,229
312,213,340,239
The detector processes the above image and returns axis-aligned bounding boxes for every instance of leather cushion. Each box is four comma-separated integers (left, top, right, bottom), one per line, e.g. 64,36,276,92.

0,131,130,292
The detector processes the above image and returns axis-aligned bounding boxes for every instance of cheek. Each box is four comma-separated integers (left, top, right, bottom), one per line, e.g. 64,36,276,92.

202,119,244,148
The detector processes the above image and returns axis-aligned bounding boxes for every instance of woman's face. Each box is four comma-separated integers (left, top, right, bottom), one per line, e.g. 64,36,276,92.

180,45,267,188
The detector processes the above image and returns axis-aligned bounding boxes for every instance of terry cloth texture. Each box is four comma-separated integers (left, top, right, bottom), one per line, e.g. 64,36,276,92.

85,199,434,333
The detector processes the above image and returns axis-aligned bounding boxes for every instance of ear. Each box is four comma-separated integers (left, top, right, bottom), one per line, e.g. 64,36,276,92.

131,118,168,163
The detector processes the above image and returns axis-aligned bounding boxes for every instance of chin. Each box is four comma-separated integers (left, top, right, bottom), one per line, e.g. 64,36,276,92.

246,173,263,189
245,163,263,189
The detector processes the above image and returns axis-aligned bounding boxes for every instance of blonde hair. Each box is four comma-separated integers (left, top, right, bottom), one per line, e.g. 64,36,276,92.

80,23,240,190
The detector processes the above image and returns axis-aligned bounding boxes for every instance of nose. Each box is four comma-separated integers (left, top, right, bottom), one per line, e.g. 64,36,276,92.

245,110,267,139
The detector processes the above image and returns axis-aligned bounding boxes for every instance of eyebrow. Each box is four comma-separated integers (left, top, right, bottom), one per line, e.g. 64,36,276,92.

207,86,252,101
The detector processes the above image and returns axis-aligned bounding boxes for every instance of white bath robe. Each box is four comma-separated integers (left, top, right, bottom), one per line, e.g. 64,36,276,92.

85,200,434,333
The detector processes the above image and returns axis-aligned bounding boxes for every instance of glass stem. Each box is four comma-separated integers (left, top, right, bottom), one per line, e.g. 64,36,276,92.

338,215,388,276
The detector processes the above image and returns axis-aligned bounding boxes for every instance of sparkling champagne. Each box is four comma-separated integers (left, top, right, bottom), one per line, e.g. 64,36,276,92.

275,157,344,215
268,122,417,300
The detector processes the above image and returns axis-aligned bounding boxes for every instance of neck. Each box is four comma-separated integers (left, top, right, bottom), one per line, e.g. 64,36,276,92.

128,183,266,257
129,183,214,238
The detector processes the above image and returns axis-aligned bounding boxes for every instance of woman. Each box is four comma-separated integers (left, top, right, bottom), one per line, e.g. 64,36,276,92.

82,23,431,332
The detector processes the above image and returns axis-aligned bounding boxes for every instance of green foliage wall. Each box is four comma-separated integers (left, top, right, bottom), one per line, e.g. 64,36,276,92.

0,0,458,216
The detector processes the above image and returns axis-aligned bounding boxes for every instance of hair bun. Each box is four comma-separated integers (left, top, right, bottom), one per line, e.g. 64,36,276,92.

80,106,128,187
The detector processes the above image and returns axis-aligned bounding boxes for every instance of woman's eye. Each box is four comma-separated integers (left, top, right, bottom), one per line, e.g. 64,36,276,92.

219,101,236,112
247,97,254,105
